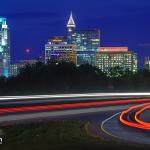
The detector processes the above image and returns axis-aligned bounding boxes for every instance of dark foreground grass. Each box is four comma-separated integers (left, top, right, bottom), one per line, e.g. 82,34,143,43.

0,121,149,150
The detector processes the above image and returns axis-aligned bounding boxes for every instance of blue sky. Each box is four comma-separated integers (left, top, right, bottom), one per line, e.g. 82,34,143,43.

1,0,150,67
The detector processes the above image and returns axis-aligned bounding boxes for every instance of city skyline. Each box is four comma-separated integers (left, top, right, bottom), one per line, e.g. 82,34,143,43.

0,0,150,68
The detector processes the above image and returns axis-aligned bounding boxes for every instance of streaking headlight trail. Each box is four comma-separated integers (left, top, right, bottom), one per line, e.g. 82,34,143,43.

1,92,150,100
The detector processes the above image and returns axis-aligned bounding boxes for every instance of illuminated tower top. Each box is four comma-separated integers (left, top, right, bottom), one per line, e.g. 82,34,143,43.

67,12,76,32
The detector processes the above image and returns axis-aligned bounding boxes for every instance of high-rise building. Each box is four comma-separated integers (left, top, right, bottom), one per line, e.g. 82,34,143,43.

67,13,100,66
145,57,150,70
0,18,10,77
96,47,137,73
68,29,100,66
45,36,76,64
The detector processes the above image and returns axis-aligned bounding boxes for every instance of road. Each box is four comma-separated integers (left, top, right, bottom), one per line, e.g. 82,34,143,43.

0,92,150,145
100,101,150,146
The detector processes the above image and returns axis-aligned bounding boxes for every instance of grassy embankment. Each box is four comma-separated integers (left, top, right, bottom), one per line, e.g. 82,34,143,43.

0,121,148,150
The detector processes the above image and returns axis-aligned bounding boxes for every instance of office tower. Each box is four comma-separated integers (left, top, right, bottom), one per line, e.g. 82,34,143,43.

68,29,100,66
45,36,76,64
145,57,150,70
66,13,100,66
96,47,137,73
0,18,10,77
67,12,76,45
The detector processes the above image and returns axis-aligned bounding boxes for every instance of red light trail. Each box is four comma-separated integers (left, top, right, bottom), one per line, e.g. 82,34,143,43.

119,103,150,130
0,98,150,115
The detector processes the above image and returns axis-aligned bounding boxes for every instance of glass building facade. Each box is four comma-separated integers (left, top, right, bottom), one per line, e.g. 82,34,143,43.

66,12,100,66
68,29,100,66
96,47,137,73
0,18,10,77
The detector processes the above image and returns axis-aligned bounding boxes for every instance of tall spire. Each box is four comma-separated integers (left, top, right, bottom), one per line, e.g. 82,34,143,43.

67,12,76,28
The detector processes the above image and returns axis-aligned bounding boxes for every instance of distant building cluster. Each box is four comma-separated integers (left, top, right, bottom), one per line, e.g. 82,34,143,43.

44,12,137,74
0,13,149,77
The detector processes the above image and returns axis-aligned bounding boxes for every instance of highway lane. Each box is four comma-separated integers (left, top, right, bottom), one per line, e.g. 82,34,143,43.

0,97,150,115
101,112,150,145
0,93,149,127
1,93,150,109
2,92,150,100
0,104,132,124
120,103,150,129
0,90,150,101
0,93,150,146
0,96,139,107
138,109,150,123
101,103,150,146
0,96,140,106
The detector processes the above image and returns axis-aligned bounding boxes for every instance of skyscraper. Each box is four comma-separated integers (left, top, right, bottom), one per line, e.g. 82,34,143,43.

67,12,100,66
68,29,100,66
0,18,10,77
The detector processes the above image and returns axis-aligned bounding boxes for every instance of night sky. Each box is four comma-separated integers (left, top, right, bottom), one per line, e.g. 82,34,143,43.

1,0,150,68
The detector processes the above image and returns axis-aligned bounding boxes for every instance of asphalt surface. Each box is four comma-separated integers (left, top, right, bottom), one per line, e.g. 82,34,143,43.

0,93,150,145
0,95,148,107
101,112,150,145
0,105,131,124
139,109,150,122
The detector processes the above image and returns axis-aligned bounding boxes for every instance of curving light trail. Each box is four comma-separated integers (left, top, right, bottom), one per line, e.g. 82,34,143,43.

119,103,150,130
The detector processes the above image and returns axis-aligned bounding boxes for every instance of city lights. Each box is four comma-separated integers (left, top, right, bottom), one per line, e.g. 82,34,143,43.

0,17,10,77
6,12,141,76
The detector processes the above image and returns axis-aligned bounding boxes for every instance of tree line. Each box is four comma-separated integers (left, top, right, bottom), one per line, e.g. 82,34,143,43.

0,61,150,95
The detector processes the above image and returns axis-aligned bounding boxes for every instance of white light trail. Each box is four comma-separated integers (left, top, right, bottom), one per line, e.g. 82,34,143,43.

0,93,150,101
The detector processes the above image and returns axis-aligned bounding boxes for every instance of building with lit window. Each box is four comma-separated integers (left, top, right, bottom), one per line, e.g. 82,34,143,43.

10,60,37,76
45,36,76,64
96,47,137,73
67,13,100,66
10,64,18,76
145,57,150,70
0,18,10,77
